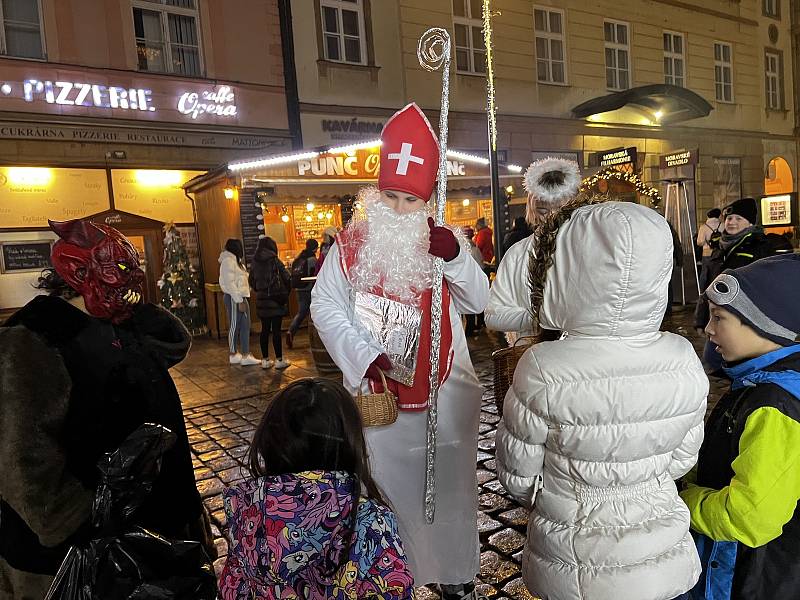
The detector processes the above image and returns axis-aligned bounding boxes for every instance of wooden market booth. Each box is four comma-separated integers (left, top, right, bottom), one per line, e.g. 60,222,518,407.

184,143,523,335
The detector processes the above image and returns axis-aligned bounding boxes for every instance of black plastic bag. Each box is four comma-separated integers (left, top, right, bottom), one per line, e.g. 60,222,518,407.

45,424,218,600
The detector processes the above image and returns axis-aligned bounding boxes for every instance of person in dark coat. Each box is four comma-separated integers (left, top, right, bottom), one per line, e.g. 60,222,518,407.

248,236,292,370
503,216,532,249
0,219,213,600
694,197,793,373
285,239,318,349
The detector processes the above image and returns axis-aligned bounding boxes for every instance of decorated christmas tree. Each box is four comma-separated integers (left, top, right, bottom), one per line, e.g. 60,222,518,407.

157,223,206,334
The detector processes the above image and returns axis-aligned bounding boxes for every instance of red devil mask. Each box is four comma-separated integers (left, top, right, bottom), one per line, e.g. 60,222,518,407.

49,219,145,323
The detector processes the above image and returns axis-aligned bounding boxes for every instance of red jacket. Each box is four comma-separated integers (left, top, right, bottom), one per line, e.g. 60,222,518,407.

474,227,494,263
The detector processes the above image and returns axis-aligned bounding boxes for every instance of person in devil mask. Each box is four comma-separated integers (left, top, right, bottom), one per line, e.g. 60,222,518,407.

0,219,214,599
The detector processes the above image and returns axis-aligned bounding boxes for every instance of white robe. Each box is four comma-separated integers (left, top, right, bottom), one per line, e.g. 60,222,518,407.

310,242,488,586
485,235,536,342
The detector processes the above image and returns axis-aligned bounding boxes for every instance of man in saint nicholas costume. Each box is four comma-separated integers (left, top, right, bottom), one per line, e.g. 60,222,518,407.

310,103,488,598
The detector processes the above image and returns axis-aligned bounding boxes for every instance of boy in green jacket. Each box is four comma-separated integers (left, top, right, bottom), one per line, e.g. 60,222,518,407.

680,253,800,599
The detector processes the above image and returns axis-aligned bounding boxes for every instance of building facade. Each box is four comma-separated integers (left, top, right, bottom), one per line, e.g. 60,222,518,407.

0,0,291,312
290,0,798,238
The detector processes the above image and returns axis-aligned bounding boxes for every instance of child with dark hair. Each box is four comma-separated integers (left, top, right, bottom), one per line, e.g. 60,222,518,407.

219,378,414,600
681,254,800,599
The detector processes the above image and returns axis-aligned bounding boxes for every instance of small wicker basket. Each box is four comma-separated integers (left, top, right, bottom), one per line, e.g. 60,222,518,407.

356,369,398,427
492,335,539,417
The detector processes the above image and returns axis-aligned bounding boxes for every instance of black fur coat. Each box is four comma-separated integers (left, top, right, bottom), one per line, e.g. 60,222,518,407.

0,295,202,596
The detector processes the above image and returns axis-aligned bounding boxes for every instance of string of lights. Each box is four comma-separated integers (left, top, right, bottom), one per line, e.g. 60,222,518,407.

580,167,663,206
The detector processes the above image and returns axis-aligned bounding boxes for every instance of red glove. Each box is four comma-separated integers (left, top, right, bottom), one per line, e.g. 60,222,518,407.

365,353,391,383
427,217,460,262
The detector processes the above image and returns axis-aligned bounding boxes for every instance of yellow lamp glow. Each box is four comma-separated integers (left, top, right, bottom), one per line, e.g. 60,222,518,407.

281,214,290,223
654,110,663,120
505,185,514,194
462,198,470,206
305,215,312,222
134,170,183,186
223,187,235,199
306,202,315,211
7,167,52,186
317,212,324,220
326,212,333,219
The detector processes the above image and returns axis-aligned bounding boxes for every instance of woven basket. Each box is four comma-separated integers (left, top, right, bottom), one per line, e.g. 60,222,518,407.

492,335,539,417
356,369,398,427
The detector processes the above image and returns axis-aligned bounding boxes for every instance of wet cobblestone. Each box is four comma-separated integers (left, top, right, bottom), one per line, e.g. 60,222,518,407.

176,307,725,598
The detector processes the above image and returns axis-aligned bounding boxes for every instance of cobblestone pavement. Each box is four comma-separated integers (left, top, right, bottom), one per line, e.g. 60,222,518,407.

174,306,726,598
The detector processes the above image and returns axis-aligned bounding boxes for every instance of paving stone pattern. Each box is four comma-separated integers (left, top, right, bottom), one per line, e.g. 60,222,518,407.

176,306,725,599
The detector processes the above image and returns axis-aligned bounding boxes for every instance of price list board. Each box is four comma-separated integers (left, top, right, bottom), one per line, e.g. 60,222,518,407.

239,191,263,269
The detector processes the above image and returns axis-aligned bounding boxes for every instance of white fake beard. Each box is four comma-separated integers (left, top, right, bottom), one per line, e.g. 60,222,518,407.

349,187,433,306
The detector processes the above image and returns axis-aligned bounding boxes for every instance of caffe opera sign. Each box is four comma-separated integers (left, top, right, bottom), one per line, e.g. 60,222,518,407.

0,77,237,119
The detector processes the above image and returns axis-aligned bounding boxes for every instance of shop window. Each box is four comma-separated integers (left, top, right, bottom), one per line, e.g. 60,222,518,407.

714,41,734,103
663,31,684,87
765,49,784,110
453,0,486,75
713,157,742,207
0,0,44,59
534,6,566,84
133,0,202,77
763,0,780,19
320,0,366,65
604,20,630,91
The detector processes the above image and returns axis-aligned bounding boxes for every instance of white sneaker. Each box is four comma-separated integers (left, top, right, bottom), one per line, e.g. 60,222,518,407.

229,353,242,364
240,354,260,366
261,359,274,369
275,358,290,370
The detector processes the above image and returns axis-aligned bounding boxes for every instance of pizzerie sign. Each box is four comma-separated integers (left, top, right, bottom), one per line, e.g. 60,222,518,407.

0,78,238,120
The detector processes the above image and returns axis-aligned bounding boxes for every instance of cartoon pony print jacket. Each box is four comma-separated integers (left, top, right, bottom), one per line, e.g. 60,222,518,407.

219,471,414,599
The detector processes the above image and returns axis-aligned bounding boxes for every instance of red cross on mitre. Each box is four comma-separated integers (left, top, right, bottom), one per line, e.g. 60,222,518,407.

378,103,440,202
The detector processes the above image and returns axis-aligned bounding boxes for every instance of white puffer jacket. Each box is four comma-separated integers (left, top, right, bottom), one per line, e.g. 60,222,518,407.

485,235,536,342
218,250,250,304
496,202,708,600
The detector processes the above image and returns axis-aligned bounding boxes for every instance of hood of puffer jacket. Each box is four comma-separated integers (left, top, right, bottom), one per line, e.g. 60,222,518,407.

222,470,412,596
538,201,673,337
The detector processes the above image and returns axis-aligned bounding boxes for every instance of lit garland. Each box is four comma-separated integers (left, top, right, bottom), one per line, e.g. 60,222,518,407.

580,167,662,207
483,0,497,153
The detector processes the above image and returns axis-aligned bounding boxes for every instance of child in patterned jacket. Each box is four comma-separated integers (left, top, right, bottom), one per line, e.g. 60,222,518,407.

218,378,414,600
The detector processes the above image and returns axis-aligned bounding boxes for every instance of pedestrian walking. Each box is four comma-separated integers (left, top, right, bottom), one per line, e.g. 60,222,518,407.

474,217,494,266
285,238,318,349
248,236,291,370
682,254,800,599
315,226,339,275
219,239,259,366
496,199,708,600
695,207,721,290
218,378,414,600
462,226,486,337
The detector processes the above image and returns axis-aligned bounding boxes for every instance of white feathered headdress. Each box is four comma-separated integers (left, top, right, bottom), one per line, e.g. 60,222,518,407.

523,157,581,206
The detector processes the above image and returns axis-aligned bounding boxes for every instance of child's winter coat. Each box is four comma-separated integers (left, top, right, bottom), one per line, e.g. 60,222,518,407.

496,202,708,600
219,470,413,599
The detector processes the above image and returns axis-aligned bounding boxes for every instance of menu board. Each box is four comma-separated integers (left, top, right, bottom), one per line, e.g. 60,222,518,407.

111,169,203,223
239,192,263,269
760,193,797,226
1,240,52,273
0,167,110,228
